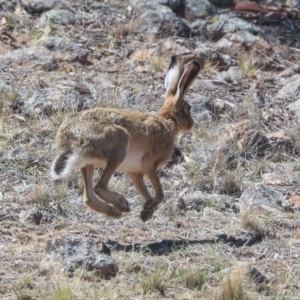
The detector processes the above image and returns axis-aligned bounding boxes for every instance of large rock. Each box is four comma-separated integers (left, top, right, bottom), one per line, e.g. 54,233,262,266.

25,88,86,115
0,46,57,69
19,206,54,225
39,36,89,64
194,44,236,70
184,0,216,21
205,14,262,41
287,98,300,118
216,32,273,68
0,0,18,11
239,184,284,215
40,9,76,26
222,120,293,158
128,0,191,38
20,0,55,14
278,75,300,101
45,238,118,279
132,10,192,38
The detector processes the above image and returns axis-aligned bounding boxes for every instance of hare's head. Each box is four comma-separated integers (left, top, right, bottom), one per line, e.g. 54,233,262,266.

158,56,201,132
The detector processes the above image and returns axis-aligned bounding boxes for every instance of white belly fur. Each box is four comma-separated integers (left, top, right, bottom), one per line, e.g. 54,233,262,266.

73,150,144,173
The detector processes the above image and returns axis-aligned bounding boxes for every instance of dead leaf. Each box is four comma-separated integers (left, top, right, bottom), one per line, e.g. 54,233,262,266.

14,7,23,15
288,195,300,206
264,179,282,185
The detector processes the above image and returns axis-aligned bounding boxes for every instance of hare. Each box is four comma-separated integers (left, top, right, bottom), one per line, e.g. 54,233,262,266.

51,56,201,222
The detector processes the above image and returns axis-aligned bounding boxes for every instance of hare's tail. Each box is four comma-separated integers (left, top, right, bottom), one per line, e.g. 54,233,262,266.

51,149,80,180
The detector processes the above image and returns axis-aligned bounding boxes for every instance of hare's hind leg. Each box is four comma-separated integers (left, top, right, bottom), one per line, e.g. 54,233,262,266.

129,170,164,222
140,169,164,222
94,157,130,213
81,164,121,218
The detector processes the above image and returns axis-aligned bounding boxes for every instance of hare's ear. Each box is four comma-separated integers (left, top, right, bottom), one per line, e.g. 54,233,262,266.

165,56,184,96
176,61,201,100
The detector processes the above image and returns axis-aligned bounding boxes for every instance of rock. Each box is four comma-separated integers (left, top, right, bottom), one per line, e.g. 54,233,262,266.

287,99,300,118
208,0,234,7
20,0,55,14
6,147,37,163
277,75,300,100
217,67,244,83
262,172,300,211
128,1,191,38
40,36,89,64
205,98,236,115
45,238,118,279
285,195,300,211
285,0,300,7
25,88,86,115
0,0,18,11
19,206,53,225
0,46,57,69
239,184,284,215
216,32,272,68
222,120,271,158
40,9,76,26
248,268,269,284
202,206,224,217
262,171,300,186
132,11,192,38
216,145,236,167
192,110,212,124
205,14,262,41
265,131,293,153
193,45,236,70
175,198,187,211
184,0,216,21
162,37,196,53
222,121,292,158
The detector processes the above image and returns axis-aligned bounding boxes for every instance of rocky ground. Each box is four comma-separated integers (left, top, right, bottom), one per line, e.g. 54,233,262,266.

1,0,300,299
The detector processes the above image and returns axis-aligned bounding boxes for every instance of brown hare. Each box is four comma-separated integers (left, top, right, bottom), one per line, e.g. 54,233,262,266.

51,56,201,222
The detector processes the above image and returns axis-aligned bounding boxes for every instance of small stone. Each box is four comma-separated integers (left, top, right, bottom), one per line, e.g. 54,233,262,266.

45,238,118,279
19,207,44,225
21,0,55,14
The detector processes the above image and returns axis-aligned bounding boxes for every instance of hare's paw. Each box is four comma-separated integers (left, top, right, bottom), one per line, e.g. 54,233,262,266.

105,205,122,218
140,209,155,222
114,195,130,213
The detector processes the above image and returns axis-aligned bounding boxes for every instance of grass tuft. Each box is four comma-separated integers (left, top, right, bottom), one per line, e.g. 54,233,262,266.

151,56,166,73
140,266,170,296
219,266,247,300
238,57,258,78
240,211,264,235
176,267,207,290
52,285,74,300
222,171,242,195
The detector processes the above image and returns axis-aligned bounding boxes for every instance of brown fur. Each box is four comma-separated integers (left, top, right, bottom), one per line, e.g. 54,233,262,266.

51,56,201,221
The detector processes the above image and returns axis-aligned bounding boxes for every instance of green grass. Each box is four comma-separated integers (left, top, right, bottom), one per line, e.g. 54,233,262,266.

52,285,75,300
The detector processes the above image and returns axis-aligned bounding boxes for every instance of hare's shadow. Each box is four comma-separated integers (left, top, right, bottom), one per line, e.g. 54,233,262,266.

106,233,264,256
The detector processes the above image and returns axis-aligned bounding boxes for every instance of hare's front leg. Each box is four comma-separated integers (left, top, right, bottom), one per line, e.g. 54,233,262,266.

94,158,130,213
81,165,122,218
128,170,164,222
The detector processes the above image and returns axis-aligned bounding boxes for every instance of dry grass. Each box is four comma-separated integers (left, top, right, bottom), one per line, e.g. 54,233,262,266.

240,211,264,235
222,170,242,195
52,285,75,300
238,56,258,78
151,56,166,73
175,267,207,290
219,266,247,300
140,266,171,296
203,59,219,74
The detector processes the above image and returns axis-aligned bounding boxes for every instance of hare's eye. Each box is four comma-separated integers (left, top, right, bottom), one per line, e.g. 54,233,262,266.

185,104,191,114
